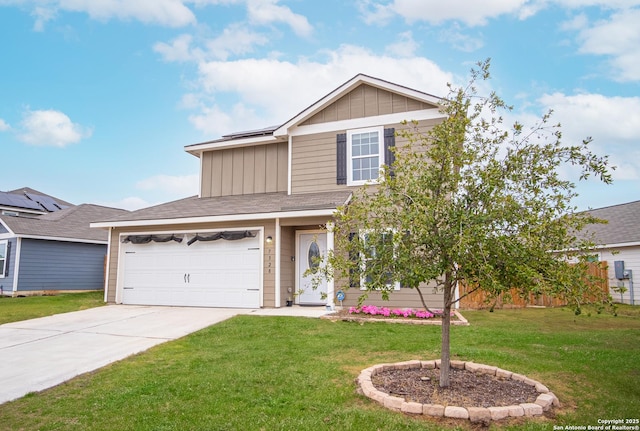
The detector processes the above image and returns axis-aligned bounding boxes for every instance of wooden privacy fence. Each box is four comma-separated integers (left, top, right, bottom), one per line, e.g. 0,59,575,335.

458,261,609,309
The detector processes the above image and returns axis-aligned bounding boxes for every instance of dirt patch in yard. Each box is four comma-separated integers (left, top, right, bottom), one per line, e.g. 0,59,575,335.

372,367,538,408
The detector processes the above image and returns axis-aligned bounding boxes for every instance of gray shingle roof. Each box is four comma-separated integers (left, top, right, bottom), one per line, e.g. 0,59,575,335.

0,204,128,242
581,200,640,246
93,191,353,225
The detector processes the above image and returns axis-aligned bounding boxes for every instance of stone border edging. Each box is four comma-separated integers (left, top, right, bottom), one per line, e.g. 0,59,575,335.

323,310,469,326
356,359,559,424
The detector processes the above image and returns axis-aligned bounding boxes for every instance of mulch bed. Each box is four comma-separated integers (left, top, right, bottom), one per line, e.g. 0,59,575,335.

372,367,539,408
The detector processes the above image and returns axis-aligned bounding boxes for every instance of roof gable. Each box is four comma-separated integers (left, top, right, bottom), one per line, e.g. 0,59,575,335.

273,74,442,137
184,74,443,156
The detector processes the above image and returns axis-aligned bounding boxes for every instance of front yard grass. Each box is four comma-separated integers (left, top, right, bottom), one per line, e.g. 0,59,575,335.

0,291,105,324
0,305,638,430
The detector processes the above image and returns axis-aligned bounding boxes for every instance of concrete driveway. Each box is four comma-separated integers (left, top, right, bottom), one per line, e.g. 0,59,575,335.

0,304,328,405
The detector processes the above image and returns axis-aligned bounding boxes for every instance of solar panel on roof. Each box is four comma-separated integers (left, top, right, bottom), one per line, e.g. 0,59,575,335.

0,192,43,211
24,192,66,212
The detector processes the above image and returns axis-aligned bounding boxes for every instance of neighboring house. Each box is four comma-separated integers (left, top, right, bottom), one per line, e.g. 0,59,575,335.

580,200,640,305
92,74,447,309
0,202,128,296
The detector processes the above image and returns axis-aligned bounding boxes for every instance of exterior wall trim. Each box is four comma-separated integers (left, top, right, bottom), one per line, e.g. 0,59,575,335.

12,237,21,293
92,208,337,229
186,135,279,156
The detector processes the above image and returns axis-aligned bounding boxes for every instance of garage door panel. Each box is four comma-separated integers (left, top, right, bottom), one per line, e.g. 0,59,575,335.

121,234,261,308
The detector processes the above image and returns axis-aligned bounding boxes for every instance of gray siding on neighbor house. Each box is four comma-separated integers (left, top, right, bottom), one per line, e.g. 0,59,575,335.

16,239,106,292
0,237,17,294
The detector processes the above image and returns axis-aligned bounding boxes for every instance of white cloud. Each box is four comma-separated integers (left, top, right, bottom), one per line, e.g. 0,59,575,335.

17,109,92,147
204,23,269,60
537,92,640,181
3,0,196,28
0,118,10,131
362,0,530,26
190,44,452,136
154,34,198,62
384,31,419,57
571,8,640,82
246,0,313,37
136,173,199,196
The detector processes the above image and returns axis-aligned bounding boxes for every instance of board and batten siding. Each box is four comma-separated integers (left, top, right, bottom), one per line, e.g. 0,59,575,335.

16,239,106,292
291,118,441,194
300,84,436,126
200,142,288,198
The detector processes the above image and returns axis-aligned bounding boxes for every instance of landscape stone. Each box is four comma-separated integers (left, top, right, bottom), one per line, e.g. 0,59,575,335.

450,360,466,369
507,405,525,417
495,368,513,379
468,407,492,424
521,403,544,416
444,406,469,419
465,362,482,372
383,395,405,411
401,401,424,414
488,406,511,420
535,393,555,411
535,383,549,393
423,404,445,417
421,360,436,369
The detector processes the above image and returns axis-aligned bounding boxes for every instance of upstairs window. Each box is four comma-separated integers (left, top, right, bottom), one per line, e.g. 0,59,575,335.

347,126,384,186
337,127,395,186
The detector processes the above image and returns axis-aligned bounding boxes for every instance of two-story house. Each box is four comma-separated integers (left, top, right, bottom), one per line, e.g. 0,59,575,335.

92,74,447,310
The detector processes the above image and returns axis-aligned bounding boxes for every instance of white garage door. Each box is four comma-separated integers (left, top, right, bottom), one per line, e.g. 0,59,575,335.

120,233,261,308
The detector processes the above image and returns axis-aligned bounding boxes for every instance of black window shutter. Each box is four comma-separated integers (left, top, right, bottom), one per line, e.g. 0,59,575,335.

336,133,347,185
384,128,396,177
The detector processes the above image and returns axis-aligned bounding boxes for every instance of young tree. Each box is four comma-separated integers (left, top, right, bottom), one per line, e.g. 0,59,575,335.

320,60,614,388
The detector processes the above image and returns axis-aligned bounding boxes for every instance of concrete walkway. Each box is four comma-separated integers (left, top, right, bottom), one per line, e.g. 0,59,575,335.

0,304,330,405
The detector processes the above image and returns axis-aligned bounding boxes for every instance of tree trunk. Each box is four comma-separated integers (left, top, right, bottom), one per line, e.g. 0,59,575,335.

439,275,453,388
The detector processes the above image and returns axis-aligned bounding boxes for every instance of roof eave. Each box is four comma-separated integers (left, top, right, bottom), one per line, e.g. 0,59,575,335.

90,208,338,229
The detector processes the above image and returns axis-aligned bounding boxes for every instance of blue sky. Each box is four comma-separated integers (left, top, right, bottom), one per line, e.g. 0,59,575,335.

1,0,639,211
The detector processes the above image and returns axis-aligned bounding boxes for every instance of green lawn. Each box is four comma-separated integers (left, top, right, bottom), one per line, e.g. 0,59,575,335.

0,306,638,430
0,291,105,324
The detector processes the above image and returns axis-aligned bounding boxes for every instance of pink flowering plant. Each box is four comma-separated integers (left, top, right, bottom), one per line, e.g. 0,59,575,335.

348,305,454,319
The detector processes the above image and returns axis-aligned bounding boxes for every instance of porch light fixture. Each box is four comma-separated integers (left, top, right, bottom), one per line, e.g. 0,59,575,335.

266,236,273,244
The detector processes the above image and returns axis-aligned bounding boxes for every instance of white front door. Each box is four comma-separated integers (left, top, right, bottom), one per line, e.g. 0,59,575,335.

297,232,327,305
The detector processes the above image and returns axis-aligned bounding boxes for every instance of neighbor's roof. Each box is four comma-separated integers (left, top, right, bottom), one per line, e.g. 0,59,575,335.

0,204,128,243
91,190,353,228
0,187,74,212
581,200,640,246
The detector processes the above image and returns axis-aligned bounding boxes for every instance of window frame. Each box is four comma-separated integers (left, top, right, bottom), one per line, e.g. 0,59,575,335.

346,126,385,186
358,229,400,291
0,240,7,278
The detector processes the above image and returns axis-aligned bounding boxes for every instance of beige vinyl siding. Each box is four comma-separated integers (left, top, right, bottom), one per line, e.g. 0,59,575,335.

106,220,276,307
291,131,339,194
301,84,436,125
291,118,441,194
200,142,287,198
280,226,295,303
337,282,445,309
